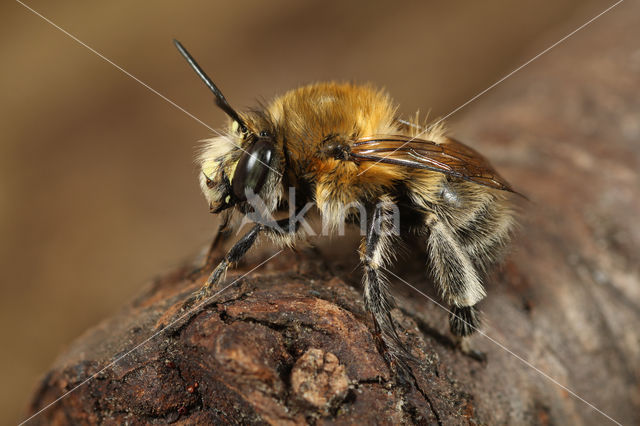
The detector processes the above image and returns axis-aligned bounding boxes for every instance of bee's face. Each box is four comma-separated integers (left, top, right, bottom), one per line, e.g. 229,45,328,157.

199,118,282,214
172,41,283,215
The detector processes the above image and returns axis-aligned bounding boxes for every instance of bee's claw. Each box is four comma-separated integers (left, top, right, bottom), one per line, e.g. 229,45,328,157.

455,336,487,362
465,347,487,363
181,287,211,311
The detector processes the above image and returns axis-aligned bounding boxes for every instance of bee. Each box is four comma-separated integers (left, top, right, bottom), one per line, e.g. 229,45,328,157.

174,40,516,373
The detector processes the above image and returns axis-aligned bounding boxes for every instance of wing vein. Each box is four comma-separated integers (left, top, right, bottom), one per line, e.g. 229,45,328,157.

350,135,517,193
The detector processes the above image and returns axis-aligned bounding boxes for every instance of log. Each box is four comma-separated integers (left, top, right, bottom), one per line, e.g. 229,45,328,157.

28,3,639,424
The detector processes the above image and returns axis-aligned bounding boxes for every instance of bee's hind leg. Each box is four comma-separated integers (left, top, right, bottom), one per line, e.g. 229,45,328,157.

426,218,487,359
450,305,487,361
449,305,480,338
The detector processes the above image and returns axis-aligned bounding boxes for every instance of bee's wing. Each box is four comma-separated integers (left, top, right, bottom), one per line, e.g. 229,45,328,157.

350,135,516,193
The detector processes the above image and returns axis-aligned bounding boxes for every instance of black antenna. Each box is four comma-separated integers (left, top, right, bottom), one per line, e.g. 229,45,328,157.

173,39,247,132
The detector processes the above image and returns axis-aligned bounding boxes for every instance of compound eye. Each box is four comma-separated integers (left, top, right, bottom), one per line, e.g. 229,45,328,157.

232,138,274,201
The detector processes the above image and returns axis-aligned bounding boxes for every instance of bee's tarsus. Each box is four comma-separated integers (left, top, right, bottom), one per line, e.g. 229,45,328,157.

449,305,481,337
454,335,487,363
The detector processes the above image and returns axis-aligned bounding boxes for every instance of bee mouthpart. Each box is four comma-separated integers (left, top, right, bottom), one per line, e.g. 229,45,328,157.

209,192,235,214
209,202,225,214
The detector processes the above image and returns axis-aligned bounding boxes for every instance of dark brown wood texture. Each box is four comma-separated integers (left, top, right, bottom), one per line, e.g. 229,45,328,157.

28,3,639,424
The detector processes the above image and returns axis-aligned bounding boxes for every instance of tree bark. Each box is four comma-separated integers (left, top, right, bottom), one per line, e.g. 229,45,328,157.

28,4,639,425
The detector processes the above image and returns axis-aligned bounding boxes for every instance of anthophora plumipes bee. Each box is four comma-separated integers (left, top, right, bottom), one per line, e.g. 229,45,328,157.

174,40,517,375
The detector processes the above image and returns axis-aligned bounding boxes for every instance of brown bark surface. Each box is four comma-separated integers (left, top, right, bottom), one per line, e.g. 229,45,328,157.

28,4,639,425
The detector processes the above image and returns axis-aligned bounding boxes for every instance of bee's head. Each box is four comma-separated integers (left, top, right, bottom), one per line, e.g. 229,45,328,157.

175,40,282,214
199,124,281,214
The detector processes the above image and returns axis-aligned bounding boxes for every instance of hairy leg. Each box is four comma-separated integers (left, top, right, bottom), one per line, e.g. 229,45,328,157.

359,197,413,378
183,217,299,309
182,223,262,310
426,218,485,337
188,218,233,281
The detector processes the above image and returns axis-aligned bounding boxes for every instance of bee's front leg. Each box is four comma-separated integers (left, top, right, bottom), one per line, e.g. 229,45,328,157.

182,223,263,310
181,215,301,311
188,217,233,281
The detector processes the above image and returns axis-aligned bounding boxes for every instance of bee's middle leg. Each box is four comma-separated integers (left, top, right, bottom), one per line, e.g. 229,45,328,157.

360,198,414,380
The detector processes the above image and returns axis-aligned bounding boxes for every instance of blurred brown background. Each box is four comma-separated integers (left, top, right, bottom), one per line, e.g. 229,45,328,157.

1,0,619,423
